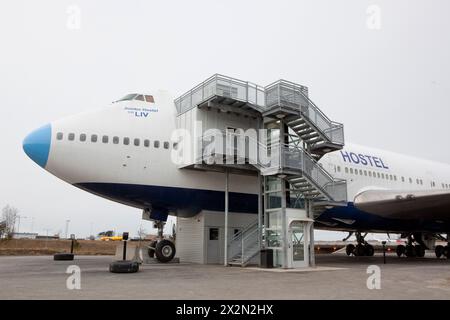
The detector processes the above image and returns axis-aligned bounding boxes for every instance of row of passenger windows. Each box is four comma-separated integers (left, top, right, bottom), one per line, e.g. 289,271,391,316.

338,166,450,189
56,132,174,150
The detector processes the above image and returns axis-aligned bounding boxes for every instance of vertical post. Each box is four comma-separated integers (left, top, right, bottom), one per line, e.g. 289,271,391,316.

224,170,229,266
308,200,316,268
281,177,288,269
123,241,127,261
257,172,262,251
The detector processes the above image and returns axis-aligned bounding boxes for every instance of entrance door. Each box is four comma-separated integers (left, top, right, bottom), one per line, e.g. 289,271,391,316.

289,221,308,268
207,227,222,264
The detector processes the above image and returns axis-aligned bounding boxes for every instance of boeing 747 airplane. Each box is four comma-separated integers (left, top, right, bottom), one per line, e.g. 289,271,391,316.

22,89,450,262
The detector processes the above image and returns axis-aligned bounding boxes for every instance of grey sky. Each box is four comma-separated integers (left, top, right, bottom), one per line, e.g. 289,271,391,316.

1,0,449,239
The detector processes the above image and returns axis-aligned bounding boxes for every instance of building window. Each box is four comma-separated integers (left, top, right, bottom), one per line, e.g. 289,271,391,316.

134,138,140,146
209,228,219,241
123,137,130,145
144,139,150,147
164,142,169,149
113,136,119,144
154,140,160,148
91,134,98,143
80,134,86,142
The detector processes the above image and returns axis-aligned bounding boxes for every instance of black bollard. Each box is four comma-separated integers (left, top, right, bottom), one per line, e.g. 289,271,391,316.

382,241,387,264
122,232,129,261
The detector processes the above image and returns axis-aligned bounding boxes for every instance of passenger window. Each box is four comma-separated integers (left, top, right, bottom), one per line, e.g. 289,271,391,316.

145,95,154,103
377,173,380,178
113,136,119,144
56,132,63,140
164,142,169,149
359,169,363,175
401,177,405,182
80,134,86,142
368,171,372,177
420,180,423,185
123,137,130,145
345,167,349,174
394,176,397,181
135,95,145,101
173,142,178,150
390,175,393,180
416,179,419,185
68,133,75,141
154,140,160,148
102,135,109,143
134,138,140,146
409,178,412,183
381,173,384,179
337,166,341,172
364,170,367,176
91,134,98,143
144,139,150,147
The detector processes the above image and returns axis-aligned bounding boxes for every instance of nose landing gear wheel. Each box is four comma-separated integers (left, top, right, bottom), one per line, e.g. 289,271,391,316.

155,239,176,263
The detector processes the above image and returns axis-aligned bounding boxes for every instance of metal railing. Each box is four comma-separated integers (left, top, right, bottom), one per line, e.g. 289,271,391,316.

265,80,344,146
194,130,347,202
174,74,266,114
228,220,260,266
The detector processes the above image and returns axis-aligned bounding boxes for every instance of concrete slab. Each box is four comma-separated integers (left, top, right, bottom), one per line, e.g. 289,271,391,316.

0,253,449,299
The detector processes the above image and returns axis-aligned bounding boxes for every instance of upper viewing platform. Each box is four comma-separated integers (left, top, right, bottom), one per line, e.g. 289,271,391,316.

174,74,266,115
174,74,345,158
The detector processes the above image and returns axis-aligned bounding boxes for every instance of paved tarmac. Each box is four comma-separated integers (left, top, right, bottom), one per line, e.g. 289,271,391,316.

1,253,449,299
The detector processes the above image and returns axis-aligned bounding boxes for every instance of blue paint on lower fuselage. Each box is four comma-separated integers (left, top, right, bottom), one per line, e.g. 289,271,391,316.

75,183,450,232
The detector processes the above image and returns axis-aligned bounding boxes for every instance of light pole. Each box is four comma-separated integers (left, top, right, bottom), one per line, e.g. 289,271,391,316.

65,220,70,239
16,215,28,234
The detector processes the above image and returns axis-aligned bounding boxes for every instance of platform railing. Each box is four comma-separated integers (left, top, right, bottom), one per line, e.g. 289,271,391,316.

265,80,344,146
194,131,347,202
174,74,266,114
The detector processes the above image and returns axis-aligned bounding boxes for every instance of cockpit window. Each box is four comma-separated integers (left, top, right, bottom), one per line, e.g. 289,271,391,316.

116,93,154,103
117,94,138,102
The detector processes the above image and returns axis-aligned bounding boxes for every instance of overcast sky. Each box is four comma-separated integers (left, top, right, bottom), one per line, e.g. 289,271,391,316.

1,0,449,239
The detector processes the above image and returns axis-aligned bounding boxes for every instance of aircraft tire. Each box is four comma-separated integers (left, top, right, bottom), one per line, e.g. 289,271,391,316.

435,245,444,258
155,239,176,263
396,245,405,257
405,245,416,257
345,244,355,256
53,253,74,261
415,245,425,258
353,244,365,256
109,260,139,273
364,244,374,257
444,246,450,259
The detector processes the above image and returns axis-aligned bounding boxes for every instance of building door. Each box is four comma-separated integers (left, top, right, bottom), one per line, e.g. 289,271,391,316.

207,227,222,264
289,221,308,268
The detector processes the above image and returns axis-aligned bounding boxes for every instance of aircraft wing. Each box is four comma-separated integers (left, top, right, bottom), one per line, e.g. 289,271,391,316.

354,189,450,220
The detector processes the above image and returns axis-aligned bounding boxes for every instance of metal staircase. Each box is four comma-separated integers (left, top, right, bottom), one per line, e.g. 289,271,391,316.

228,220,260,267
264,80,344,159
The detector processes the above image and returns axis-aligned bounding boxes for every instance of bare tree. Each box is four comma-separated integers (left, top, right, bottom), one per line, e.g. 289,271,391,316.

1,205,19,238
137,225,147,240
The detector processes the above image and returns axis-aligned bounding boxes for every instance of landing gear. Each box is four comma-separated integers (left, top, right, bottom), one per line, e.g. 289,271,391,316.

435,245,444,258
146,220,176,263
396,234,427,258
345,232,374,257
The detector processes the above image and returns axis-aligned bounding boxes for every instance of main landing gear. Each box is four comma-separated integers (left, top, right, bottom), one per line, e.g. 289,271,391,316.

434,234,450,259
345,232,374,257
396,234,426,258
147,220,176,263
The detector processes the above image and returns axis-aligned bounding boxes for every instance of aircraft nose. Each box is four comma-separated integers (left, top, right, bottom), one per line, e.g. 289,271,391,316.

23,124,52,168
